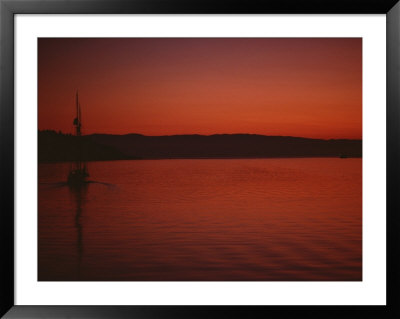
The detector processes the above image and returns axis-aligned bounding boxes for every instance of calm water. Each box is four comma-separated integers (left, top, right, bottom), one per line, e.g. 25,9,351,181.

38,158,362,281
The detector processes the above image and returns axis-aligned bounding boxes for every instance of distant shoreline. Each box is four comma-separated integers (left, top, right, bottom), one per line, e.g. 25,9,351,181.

38,130,362,163
39,155,362,164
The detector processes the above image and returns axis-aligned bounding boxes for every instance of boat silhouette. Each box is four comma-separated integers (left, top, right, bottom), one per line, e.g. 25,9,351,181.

68,91,89,187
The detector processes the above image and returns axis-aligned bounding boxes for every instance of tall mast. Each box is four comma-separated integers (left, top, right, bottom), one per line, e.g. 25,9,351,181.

79,102,82,131
76,90,79,121
69,90,89,183
75,90,81,137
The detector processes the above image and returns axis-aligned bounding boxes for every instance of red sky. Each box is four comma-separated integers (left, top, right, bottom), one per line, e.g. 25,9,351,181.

38,38,362,139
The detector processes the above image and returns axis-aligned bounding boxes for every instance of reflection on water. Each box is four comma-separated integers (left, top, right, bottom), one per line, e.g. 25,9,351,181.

38,158,362,281
69,184,88,279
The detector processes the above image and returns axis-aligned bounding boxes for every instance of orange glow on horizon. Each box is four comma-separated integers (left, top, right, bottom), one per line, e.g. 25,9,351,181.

38,38,362,140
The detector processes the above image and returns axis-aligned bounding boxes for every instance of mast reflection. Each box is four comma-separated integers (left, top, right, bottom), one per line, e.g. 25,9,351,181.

69,183,89,279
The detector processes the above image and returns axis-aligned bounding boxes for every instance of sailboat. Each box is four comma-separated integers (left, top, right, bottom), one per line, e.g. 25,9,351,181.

68,91,89,186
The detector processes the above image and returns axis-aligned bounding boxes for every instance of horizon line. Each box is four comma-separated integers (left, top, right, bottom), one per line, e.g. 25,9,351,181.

38,129,362,141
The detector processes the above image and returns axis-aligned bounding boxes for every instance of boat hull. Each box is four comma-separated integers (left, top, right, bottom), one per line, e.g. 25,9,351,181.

67,169,89,187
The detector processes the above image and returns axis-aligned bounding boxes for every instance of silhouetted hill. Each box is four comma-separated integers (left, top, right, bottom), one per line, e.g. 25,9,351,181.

38,130,134,162
88,133,362,159
39,131,361,162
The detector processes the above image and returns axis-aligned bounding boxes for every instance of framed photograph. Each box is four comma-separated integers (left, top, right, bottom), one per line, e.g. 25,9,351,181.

1,0,399,318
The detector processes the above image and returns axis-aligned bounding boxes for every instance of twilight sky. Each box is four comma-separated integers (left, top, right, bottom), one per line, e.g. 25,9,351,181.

38,38,362,139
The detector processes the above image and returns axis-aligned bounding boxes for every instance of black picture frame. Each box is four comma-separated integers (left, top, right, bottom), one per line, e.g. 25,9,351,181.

1,0,399,318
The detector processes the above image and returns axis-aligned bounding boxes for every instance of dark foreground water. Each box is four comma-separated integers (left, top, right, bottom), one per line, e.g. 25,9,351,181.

38,158,362,281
